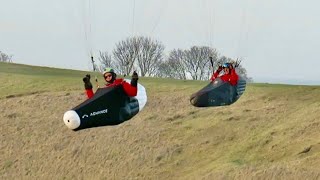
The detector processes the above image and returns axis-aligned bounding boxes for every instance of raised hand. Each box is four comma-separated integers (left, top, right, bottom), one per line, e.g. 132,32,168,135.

83,74,93,89
131,71,139,87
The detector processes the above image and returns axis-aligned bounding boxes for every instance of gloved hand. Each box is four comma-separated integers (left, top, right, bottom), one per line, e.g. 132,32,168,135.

83,74,93,90
131,71,139,87
216,65,223,72
209,56,214,69
234,60,241,68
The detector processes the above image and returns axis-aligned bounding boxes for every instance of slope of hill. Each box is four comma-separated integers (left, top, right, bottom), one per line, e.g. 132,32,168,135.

1,62,320,179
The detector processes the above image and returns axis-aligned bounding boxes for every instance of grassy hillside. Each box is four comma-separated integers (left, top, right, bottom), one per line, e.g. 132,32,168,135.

1,62,320,179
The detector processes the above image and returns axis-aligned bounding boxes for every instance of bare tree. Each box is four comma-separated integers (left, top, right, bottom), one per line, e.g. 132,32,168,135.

155,61,173,78
0,51,13,62
136,37,165,77
183,46,218,80
165,49,187,80
112,36,165,77
155,47,218,80
98,51,113,72
113,37,140,75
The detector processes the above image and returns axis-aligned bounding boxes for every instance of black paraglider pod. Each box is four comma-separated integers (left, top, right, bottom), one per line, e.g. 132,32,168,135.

190,77,246,107
72,85,139,130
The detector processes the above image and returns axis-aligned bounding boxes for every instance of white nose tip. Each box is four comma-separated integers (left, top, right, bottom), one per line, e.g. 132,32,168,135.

63,110,80,129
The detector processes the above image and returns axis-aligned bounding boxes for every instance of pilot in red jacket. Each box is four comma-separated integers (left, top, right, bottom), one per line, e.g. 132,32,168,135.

210,63,239,86
83,68,138,99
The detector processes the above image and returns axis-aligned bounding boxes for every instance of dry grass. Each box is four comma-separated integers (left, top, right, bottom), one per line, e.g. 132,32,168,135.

1,62,320,179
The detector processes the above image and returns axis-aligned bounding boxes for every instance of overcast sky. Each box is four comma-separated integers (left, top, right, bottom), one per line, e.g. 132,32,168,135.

1,0,319,84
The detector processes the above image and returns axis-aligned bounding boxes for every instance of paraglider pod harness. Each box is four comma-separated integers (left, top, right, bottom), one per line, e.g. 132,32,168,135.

72,84,139,130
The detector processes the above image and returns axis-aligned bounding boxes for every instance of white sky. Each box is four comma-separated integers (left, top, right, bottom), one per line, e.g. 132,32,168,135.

1,0,319,84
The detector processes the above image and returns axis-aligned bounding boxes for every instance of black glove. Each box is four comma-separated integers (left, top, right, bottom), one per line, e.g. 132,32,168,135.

217,65,223,72
83,74,93,90
235,60,241,68
131,71,139,87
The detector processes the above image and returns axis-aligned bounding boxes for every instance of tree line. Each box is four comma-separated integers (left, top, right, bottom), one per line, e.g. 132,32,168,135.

1,36,252,81
97,36,252,81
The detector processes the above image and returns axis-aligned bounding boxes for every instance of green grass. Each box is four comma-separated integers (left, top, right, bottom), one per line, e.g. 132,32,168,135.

1,61,320,179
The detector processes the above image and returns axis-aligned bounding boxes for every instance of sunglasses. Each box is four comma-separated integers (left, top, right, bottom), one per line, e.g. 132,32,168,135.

104,74,112,78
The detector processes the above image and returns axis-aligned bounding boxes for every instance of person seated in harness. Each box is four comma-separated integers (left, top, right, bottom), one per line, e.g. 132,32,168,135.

83,68,139,99
210,62,239,86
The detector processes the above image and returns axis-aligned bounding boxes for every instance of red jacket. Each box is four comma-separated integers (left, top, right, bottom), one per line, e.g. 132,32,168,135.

210,69,239,86
85,79,137,99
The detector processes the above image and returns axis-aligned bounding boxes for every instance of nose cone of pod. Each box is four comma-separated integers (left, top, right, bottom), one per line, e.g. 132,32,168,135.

63,110,80,129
